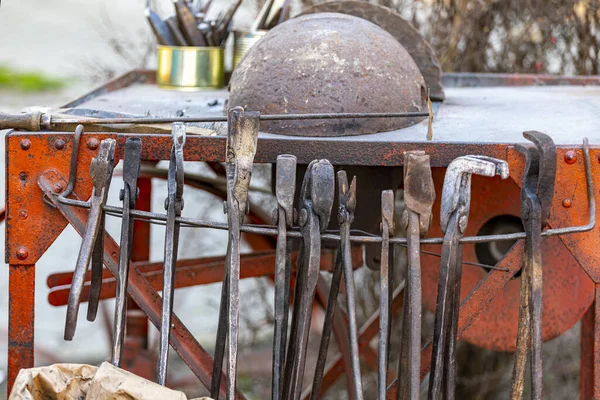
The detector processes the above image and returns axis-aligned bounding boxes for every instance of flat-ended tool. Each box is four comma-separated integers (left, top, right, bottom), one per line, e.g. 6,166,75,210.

311,170,363,400
111,138,142,367
165,15,189,46
145,5,177,45
397,151,435,400
64,139,116,341
174,0,208,46
284,159,334,400
429,156,509,400
510,131,556,400
210,107,260,399
272,154,297,400
157,123,186,385
378,190,394,400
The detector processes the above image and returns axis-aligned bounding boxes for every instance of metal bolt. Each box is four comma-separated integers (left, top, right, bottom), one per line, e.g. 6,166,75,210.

86,138,99,150
19,210,28,220
20,139,31,150
53,183,64,193
16,247,29,260
562,199,572,208
458,215,468,233
299,208,308,227
54,139,65,150
564,151,577,164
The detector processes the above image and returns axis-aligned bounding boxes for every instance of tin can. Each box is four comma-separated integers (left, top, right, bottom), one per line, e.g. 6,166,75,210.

233,30,268,69
157,45,225,90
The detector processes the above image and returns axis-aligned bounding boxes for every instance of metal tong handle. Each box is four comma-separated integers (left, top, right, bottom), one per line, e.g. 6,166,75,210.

111,137,142,367
157,123,186,385
211,108,260,400
64,138,116,341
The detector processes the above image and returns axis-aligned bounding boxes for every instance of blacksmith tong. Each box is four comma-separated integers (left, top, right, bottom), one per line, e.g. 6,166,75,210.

111,137,142,367
272,154,297,400
397,151,435,400
311,170,363,400
64,138,116,340
510,131,556,400
210,107,259,400
157,123,186,385
283,159,334,400
429,156,509,400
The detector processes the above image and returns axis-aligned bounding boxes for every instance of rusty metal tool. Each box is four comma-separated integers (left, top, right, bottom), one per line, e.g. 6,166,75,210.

272,154,297,400
173,0,208,46
64,139,116,341
378,189,394,400
252,0,275,30
429,156,509,400
283,159,334,400
111,137,142,367
210,107,260,399
145,6,177,45
157,123,186,385
397,151,435,400
510,131,556,400
216,0,242,45
311,171,363,400
165,15,189,46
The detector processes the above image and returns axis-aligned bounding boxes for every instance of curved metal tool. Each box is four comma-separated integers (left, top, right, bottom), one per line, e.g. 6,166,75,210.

397,151,435,400
210,107,260,400
272,154,297,400
284,159,334,400
510,131,556,400
429,156,509,400
157,123,186,385
378,189,394,400
111,137,142,367
64,138,116,341
311,170,363,400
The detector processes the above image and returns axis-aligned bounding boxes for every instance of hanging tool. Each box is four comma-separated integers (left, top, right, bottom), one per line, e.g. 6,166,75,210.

378,189,394,400
397,151,435,400
510,131,556,400
111,138,143,367
64,139,116,341
272,154,297,400
283,159,334,400
157,123,186,385
210,107,260,400
428,156,509,400
311,170,363,400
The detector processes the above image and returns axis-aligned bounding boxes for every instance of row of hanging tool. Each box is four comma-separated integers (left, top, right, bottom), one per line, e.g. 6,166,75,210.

60,107,555,399
146,0,241,46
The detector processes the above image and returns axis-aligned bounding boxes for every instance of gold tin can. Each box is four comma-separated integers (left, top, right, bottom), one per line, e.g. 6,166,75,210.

233,30,267,69
157,45,224,90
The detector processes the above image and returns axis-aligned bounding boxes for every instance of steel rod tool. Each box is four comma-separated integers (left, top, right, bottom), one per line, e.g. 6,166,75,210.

378,189,394,400
429,156,509,400
210,107,260,400
397,151,435,400
64,138,116,340
510,131,556,400
272,154,297,400
157,123,186,385
311,170,363,400
111,137,142,367
283,159,334,400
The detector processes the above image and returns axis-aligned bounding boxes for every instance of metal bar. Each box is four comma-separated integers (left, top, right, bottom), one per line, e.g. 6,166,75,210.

38,170,242,399
580,303,594,400
7,264,35,396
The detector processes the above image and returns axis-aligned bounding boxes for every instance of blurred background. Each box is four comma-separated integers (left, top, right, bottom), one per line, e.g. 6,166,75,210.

0,0,598,399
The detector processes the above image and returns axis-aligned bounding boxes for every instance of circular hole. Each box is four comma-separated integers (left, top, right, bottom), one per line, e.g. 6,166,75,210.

475,215,524,275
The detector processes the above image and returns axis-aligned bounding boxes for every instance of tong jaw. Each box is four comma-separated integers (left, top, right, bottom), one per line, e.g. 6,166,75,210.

226,106,260,222
337,170,356,225
90,139,117,197
299,159,335,232
120,138,142,207
516,130,556,227
276,154,297,227
403,151,435,236
165,122,186,214
441,155,509,233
